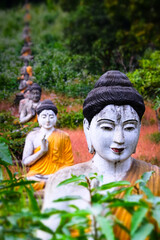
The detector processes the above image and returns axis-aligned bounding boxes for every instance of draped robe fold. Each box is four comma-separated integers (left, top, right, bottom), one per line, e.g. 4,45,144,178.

114,159,160,239
27,129,74,190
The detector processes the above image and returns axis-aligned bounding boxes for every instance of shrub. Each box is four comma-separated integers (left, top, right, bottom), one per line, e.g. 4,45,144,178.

0,111,38,161
149,132,160,144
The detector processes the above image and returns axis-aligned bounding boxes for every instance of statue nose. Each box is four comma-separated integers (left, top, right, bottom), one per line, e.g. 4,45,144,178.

46,115,50,122
113,126,125,144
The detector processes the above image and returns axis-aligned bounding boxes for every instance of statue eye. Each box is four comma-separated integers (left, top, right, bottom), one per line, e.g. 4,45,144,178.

124,126,135,131
101,126,113,131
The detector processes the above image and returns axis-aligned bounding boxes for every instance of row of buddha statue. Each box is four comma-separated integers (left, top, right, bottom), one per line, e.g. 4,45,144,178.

16,2,42,125
16,0,35,109
13,2,160,239
16,2,74,188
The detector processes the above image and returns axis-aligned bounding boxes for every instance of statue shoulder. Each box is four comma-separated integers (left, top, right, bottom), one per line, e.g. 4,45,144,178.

25,128,41,141
46,161,93,189
55,129,69,137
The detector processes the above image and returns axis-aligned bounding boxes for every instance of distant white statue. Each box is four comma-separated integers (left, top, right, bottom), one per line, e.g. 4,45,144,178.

19,83,41,124
38,71,160,240
19,86,31,115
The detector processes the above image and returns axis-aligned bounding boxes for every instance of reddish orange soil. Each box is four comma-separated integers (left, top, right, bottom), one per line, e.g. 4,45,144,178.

0,92,159,166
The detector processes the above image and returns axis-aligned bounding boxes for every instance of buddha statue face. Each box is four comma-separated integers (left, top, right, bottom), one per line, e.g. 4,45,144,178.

83,104,141,163
38,110,57,129
30,89,41,103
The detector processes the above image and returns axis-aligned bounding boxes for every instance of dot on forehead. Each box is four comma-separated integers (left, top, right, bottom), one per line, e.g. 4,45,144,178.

96,105,139,122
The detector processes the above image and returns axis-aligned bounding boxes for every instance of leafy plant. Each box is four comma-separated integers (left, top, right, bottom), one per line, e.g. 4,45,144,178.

0,139,160,239
0,111,39,161
149,132,160,144
42,171,160,239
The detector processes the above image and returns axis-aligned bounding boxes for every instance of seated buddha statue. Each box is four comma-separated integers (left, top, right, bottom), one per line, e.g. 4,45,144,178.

23,33,31,44
22,100,74,190
38,70,160,240
19,83,41,124
19,64,35,84
23,25,30,35
20,54,34,62
19,85,31,115
21,45,32,57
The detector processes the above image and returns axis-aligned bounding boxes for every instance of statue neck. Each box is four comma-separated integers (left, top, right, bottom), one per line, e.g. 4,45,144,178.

40,126,55,139
92,154,132,183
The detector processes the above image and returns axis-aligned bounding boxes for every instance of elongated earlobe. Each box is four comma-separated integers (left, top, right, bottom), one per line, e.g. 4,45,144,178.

133,123,141,154
83,118,95,154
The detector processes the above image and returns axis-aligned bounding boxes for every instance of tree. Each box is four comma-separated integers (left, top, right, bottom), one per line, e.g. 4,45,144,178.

62,0,160,72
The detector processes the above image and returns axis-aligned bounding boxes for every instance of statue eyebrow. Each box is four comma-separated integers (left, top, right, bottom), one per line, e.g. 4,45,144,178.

123,119,138,124
97,119,114,123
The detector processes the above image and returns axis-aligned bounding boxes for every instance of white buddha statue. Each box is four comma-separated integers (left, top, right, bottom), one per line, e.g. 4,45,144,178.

37,71,160,240
22,100,74,191
19,83,41,124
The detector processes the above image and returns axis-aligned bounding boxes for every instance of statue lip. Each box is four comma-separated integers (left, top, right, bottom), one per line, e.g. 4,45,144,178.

111,148,125,153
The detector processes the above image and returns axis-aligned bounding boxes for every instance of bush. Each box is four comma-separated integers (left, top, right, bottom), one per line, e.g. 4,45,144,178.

149,132,160,144
0,111,38,161
57,109,83,129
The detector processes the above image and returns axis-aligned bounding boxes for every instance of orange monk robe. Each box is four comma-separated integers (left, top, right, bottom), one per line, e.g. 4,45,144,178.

114,158,160,240
29,114,38,123
27,129,74,190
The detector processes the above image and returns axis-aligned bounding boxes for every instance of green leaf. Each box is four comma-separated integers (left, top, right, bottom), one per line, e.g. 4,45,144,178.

78,182,88,188
57,175,86,187
0,179,36,190
25,186,40,212
0,141,12,165
68,204,79,210
0,166,3,180
131,207,148,235
140,185,154,199
115,218,130,234
53,195,82,202
132,223,154,240
141,171,154,185
152,206,160,228
125,194,143,203
99,181,130,191
97,216,115,240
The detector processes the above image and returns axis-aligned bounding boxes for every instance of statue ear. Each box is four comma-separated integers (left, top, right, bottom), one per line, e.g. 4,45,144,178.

83,118,95,154
132,123,141,154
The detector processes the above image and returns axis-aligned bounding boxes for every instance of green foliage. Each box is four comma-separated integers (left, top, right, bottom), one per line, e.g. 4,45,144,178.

0,142,160,239
0,7,24,99
127,50,160,106
0,140,13,166
51,171,160,239
57,109,83,129
149,132,160,144
62,0,160,71
0,111,38,160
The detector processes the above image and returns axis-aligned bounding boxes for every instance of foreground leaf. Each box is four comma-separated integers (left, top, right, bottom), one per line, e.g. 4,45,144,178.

132,223,154,240
53,195,82,202
0,141,12,165
57,175,86,187
131,207,148,235
99,181,130,191
97,216,115,240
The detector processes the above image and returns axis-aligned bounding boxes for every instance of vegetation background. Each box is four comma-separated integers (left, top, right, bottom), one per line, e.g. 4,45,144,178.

0,0,160,239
